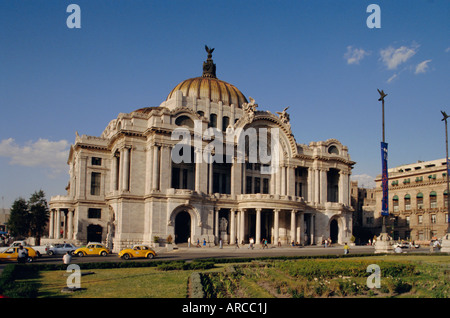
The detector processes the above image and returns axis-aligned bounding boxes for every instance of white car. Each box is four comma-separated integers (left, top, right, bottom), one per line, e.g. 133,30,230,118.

47,243,78,256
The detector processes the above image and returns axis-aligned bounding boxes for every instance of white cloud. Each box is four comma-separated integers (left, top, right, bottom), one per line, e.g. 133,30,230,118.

387,73,398,83
380,44,418,70
0,138,70,174
351,174,376,188
344,46,370,65
415,59,432,74
445,47,450,53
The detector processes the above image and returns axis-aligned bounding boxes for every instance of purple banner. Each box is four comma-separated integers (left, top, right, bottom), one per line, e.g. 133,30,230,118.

381,142,389,216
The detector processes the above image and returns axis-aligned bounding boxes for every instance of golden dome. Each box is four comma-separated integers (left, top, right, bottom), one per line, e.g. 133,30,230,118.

166,76,248,108
166,46,248,108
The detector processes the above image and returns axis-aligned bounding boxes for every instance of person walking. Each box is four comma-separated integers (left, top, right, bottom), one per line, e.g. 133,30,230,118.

63,251,72,264
17,245,28,264
344,243,349,255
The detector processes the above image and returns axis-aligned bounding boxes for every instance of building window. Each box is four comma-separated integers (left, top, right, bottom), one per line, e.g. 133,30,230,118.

88,208,101,219
406,216,410,226
393,195,399,212
263,178,269,194
431,214,437,224
222,116,230,131
430,191,437,209
92,157,102,166
90,172,101,196
254,177,261,194
246,176,252,194
445,191,449,208
418,215,423,224
404,194,411,211
416,193,424,210
209,114,217,128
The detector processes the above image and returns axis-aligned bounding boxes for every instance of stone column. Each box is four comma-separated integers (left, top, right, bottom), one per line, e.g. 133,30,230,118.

56,209,61,239
290,209,296,244
67,209,74,240
160,145,171,191
310,214,315,245
111,153,118,192
307,167,313,202
287,166,295,196
314,168,320,203
152,145,159,190
122,146,130,191
320,169,327,203
48,210,54,239
145,146,153,193
281,166,286,195
298,212,304,245
229,209,236,245
255,208,261,245
214,208,219,243
208,158,213,194
239,209,246,243
274,209,279,245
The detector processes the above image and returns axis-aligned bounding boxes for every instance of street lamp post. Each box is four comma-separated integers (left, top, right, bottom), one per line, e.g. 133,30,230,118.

441,111,450,253
378,89,388,234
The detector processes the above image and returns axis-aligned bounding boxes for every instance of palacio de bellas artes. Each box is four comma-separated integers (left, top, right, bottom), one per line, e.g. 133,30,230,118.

48,47,355,253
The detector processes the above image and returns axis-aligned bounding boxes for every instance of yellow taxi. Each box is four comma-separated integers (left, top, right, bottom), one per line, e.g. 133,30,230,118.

0,246,37,263
74,242,110,257
118,245,156,260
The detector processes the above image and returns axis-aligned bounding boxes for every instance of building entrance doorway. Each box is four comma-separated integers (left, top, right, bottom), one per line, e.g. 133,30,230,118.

175,211,191,244
330,219,339,244
87,224,103,243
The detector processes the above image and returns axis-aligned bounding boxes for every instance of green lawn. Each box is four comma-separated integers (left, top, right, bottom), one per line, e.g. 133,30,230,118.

17,254,450,298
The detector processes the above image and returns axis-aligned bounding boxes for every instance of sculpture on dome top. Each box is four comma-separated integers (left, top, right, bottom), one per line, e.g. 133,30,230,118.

202,45,216,78
276,106,290,125
242,97,258,123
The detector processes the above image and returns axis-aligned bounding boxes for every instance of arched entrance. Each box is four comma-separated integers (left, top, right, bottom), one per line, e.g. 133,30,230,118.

175,211,191,244
330,219,339,244
87,224,103,243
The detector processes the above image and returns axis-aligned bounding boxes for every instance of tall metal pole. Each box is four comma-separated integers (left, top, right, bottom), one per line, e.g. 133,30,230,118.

378,89,388,234
441,111,450,234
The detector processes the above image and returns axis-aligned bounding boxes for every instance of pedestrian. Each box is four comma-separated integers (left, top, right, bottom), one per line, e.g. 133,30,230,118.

263,238,268,249
17,245,28,264
188,237,191,248
63,251,72,264
203,238,206,247
324,239,328,248
248,237,254,249
277,239,281,247
344,243,349,255
196,238,200,247
235,238,239,249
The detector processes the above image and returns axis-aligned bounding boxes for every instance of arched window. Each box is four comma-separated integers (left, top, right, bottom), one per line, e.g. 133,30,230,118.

392,195,399,212
328,145,339,155
222,116,230,131
429,191,437,209
416,193,424,209
209,114,217,128
404,194,411,211
175,115,194,128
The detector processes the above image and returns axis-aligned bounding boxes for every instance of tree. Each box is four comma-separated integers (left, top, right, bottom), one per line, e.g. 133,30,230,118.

6,190,49,245
7,197,30,238
28,190,49,246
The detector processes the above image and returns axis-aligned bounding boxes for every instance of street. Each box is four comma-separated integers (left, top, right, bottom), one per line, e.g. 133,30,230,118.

0,244,433,270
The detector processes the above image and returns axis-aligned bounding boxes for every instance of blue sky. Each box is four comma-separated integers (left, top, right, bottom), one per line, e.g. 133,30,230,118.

0,0,449,208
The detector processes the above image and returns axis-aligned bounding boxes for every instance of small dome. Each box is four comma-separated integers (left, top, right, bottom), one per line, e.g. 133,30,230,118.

166,46,248,108
166,76,247,108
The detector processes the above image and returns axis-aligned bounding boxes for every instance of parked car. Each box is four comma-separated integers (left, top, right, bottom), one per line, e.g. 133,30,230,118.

0,246,37,263
118,245,157,260
74,242,110,257
0,240,48,257
47,243,78,256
